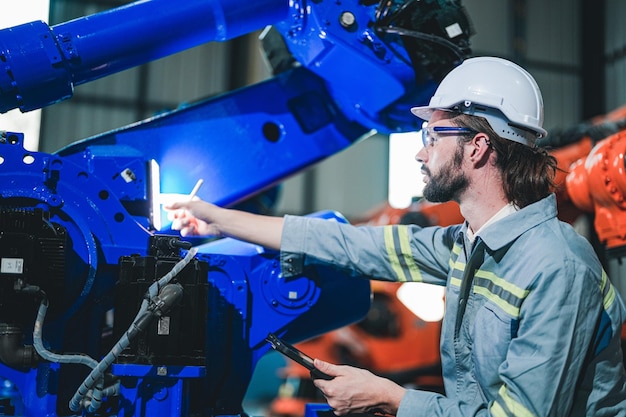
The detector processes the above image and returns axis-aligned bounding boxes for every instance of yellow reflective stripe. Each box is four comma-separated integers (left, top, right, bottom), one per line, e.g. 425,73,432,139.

384,226,406,282
473,285,520,317
474,270,529,299
496,385,536,417
396,226,422,282
448,263,464,288
383,226,422,282
450,277,462,287
601,270,616,310
472,270,528,318
604,285,616,311
448,243,464,287
490,401,508,417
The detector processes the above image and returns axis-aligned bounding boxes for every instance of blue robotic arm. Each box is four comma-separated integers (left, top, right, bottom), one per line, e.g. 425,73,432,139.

0,1,473,416
0,0,290,113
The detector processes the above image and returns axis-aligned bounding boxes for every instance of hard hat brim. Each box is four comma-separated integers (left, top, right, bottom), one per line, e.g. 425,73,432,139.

410,106,438,122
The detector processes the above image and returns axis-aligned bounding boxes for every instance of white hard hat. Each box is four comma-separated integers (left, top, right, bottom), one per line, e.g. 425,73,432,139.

411,56,547,146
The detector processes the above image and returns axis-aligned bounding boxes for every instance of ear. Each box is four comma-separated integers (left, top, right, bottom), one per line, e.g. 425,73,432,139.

467,132,492,166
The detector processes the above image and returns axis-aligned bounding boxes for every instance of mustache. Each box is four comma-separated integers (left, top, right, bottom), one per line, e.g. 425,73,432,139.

421,165,431,176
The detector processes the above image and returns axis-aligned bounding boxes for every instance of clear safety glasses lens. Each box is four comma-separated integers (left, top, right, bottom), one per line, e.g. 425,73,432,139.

421,126,477,147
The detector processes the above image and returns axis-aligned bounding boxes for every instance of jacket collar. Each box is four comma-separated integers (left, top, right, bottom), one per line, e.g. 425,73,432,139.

459,194,558,252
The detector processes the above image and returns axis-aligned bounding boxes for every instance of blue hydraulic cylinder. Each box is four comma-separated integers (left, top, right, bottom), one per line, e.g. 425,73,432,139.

0,0,288,113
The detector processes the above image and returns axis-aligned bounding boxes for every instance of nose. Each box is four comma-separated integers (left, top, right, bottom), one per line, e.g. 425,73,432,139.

416,146,428,163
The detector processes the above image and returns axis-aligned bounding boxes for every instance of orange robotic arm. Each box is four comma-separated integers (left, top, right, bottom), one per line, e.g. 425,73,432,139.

566,130,626,250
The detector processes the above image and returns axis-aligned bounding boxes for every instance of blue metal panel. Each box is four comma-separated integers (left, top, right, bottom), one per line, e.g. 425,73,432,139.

56,68,373,216
274,0,437,133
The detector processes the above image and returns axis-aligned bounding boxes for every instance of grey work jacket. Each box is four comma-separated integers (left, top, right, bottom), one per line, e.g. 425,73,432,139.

280,194,626,416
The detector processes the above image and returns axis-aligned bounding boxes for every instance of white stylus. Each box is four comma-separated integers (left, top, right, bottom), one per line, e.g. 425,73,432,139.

188,179,204,201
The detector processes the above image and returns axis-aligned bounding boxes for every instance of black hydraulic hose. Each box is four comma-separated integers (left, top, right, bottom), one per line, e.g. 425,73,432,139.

69,280,187,413
68,247,196,413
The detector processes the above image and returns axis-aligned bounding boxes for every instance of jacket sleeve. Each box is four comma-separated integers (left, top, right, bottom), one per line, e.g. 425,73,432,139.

279,215,459,285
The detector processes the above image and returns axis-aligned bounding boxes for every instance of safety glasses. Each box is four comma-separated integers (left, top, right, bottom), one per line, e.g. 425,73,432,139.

421,126,477,148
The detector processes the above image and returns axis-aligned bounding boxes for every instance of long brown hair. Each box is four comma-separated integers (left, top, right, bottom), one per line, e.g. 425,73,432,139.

453,113,558,208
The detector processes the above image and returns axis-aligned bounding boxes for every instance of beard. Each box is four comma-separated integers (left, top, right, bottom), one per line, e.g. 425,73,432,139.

422,145,468,203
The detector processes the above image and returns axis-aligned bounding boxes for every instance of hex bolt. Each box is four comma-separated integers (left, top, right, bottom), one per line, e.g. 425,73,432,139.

339,11,356,30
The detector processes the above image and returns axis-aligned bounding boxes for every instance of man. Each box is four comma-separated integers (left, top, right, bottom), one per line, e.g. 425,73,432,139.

167,57,626,416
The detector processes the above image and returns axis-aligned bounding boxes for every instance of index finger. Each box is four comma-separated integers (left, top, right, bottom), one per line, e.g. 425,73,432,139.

164,201,187,211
